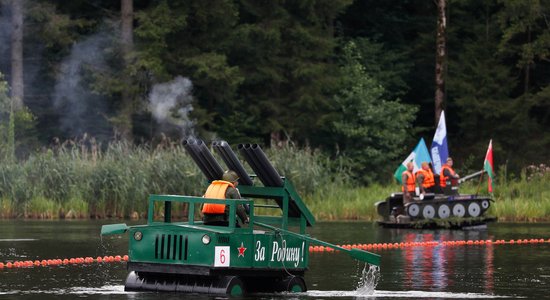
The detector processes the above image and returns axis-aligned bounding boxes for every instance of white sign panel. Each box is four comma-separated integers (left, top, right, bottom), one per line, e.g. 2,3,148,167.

214,246,230,267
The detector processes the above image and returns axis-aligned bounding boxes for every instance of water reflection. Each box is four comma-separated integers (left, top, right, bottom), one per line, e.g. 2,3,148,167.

400,232,495,294
1,221,549,299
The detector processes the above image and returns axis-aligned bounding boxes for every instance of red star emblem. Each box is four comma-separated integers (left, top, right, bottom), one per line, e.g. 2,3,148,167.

237,242,247,257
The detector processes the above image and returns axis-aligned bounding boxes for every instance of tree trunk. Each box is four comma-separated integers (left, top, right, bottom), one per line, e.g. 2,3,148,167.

434,0,446,126
10,0,24,110
119,0,134,141
121,0,133,55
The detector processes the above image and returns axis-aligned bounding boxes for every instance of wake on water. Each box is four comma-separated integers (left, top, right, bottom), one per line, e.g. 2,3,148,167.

0,264,513,299
306,263,513,298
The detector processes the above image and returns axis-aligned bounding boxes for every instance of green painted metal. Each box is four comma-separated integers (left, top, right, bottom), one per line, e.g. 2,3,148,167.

229,283,243,296
238,178,316,230
100,173,380,294
106,194,311,269
254,222,381,266
101,223,129,235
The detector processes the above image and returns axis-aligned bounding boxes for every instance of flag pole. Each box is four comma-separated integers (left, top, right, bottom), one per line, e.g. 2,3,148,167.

475,170,484,196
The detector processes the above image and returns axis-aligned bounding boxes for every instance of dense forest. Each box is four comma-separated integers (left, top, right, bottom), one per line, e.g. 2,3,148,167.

0,0,549,184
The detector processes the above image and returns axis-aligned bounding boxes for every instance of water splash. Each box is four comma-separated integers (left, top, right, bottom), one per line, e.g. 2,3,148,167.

355,263,380,296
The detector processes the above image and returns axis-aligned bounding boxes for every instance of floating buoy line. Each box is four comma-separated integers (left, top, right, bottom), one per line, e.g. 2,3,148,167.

0,255,128,269
309,238,550,253
1,238,548,269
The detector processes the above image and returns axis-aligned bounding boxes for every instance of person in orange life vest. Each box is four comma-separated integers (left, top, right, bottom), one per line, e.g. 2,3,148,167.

415,162,435,195
440,157,460,188
202,170,249,226
401,162,416,203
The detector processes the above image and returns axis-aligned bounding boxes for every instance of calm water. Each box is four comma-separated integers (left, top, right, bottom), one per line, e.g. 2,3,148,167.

0,220,549,299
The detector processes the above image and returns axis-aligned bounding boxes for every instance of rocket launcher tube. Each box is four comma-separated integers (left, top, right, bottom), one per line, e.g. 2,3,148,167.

183,139,217,182
213,141,254,186
254,222,380,266
250,144,284,187
239,144,275,187
196,139,224,180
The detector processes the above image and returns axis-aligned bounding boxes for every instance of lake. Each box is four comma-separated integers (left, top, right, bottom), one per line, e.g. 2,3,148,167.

0,220,549,299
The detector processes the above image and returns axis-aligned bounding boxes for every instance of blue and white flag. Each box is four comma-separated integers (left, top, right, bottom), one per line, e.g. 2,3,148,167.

394,138,433,183
430,110,449,175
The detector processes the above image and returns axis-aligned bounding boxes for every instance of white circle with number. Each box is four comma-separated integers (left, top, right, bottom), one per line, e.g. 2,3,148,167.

452,203,466,217
468,202,481,217
407,204,420,217
438,204,451,219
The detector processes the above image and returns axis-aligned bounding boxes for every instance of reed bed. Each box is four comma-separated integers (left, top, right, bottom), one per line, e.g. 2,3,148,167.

0,141,548,222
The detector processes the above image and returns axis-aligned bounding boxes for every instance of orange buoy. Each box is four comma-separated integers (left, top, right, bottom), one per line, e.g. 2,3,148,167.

123,255,129,261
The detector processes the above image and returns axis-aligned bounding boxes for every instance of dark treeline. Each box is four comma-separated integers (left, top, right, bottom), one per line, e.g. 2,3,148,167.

0,0,548,184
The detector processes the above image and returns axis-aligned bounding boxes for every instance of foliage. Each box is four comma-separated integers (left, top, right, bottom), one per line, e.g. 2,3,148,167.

331,41,418,184
0,0,549,186
0,140,338,218
447,0,550,171
223,0,351,143
0,73,37,160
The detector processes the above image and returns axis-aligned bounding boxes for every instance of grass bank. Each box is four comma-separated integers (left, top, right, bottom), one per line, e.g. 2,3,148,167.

0,142,548,222
307,165,550,222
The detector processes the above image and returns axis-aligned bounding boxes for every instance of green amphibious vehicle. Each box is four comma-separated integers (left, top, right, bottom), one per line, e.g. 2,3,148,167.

375,172,495,229
101,139,380,296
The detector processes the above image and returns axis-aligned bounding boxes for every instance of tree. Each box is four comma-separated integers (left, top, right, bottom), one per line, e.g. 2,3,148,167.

226,0,351,145
336,0,436,135
435,0,446,126
10,0,24,109
447,0,550,171
134,0,242,140
118,0,134,141
0,72,36,161
331,41,417,184
495,0,550,167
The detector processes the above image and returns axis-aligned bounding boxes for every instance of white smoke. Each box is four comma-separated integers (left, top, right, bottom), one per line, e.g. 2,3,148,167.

52,31,110,137
148,76,195,136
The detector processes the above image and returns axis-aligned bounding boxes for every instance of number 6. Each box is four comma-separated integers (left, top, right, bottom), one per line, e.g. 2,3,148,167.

220,249,226,264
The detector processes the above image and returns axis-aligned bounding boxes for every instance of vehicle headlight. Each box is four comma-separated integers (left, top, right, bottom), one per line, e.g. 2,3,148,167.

134,231,143,241
202,234,211,245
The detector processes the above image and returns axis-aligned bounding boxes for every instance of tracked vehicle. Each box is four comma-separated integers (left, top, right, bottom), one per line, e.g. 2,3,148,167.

375,174,495,229
101,139,380,295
